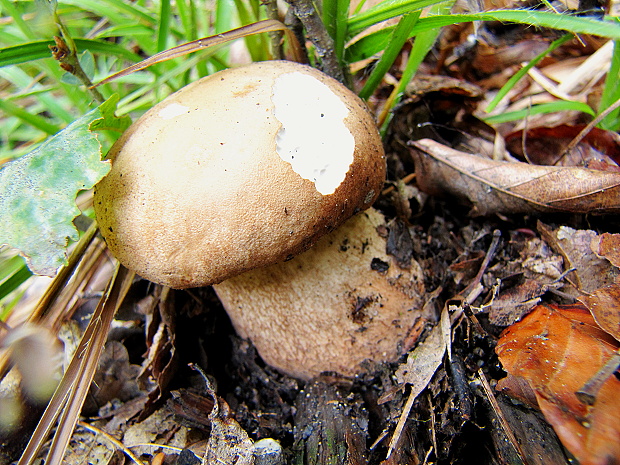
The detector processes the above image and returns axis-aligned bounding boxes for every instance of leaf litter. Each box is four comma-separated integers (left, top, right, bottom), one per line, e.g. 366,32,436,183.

4,7,620,465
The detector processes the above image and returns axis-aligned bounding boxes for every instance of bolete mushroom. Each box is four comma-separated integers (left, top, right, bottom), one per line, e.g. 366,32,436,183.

94,60,423,379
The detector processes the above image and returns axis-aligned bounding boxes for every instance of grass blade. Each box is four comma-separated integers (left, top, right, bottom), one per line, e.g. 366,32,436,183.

157,0,172,52
347,10,620,62
358,10,420,100
0,99,61,135
323,0,351,63
599,39,620,129
483,100,596,124
486,33,573,112
0,257,32,302
17,264,135,465
378,1,453,129
348,0,444,37
414,11,620,40
0,39,141,68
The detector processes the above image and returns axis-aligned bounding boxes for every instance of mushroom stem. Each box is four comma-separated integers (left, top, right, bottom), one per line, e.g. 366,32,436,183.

213,208,424,380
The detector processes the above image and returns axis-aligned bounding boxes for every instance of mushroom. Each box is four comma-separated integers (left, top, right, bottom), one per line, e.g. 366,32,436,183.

94,60,423,379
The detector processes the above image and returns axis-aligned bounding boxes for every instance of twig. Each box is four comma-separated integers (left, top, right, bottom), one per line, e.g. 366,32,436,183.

263,0,284,59
386,385,417,460
576,352,620,405
461,229,501,303
477,369,531,465
49,35,104,103
284,8,309,62
77,421,145,465
564,94,620,154
283,0,346,84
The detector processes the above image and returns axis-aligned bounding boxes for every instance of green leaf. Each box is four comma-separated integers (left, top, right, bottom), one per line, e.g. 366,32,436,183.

0,39,142,68
0,95,126,276
346,10,620,62
483,100,595,124
90,96,132,133
347,0,443,37
486,33,573,112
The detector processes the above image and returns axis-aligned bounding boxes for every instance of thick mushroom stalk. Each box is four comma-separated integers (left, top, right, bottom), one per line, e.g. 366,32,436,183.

213,207,424,379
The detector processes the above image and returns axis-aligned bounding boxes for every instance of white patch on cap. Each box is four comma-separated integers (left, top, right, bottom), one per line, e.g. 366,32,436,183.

158,103,189,120
272,72,354,195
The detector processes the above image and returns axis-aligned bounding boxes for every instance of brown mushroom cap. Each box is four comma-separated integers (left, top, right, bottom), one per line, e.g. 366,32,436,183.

94,61,385,289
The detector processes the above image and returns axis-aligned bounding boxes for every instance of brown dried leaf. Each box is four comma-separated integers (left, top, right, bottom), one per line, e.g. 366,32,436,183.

203,379,254,465
395,307,449,390
538,223,619,294
505,125,620,168
496,304,620,465
83,341,142,415
489,278,548,326
409,139,620,216
590,233,620,268
579,283,620,341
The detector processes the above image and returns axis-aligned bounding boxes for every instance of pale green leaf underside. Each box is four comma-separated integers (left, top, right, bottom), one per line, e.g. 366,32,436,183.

0,96,125,276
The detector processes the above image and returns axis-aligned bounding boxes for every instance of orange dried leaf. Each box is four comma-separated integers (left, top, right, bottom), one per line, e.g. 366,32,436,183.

496,304,620,465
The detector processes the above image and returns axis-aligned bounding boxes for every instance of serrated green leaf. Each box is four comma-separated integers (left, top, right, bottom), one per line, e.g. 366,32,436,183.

89,94,132,133
0,96,125,276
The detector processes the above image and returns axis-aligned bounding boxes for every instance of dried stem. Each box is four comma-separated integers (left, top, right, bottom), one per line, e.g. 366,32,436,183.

263,0,284,60
49,34,104,103
283,0,346,84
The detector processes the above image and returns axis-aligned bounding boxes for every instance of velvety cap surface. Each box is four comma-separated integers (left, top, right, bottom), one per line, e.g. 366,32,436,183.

94,61,386,288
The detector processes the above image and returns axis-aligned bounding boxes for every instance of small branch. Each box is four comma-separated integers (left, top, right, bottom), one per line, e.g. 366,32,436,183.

284,0,346,84
263,0,284,60
564,94,620,154
49,36,104,103
284,7,309,62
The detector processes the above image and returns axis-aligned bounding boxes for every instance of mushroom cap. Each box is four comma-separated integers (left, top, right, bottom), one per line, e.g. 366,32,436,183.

94,61,386,288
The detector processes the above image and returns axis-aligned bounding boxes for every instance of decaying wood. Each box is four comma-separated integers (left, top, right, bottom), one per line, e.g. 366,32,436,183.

293,380,367,465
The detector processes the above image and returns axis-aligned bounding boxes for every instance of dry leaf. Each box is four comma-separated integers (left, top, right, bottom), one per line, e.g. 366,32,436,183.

489,278,548,326
590,232,620,268
409,139,620,215
496,304,620,465
395,307,449,389
538,223,619,294
579,283,620,341
202,378,254,465
83,341,142,415
505,125,620,169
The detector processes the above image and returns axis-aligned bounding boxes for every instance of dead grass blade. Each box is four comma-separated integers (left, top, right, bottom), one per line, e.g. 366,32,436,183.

93,19,305,88
77,421,144,465
0,222,99,383
17,264,135,465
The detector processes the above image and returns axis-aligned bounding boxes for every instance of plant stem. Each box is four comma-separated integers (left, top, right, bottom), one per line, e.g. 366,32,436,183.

284,0,347,84
264,0,284,59
51,9,105,103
